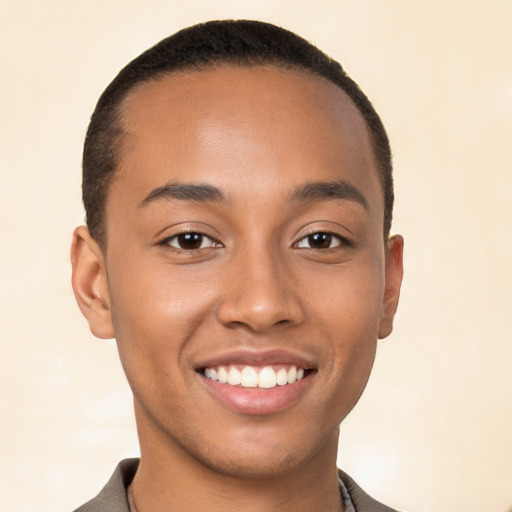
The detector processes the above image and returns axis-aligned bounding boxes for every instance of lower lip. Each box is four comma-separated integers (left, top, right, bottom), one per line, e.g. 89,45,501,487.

200,373,314,415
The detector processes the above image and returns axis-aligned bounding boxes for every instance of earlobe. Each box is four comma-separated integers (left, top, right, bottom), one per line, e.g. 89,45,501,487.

378,234,404,339
70,226,115,339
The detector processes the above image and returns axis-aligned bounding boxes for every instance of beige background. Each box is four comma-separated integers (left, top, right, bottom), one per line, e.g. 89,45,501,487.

1,1,511,511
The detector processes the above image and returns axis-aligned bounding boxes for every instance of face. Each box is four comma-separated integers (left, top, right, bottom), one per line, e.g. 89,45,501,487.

72,65,403,479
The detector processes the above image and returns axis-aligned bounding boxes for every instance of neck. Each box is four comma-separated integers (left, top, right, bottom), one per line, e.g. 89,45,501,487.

131,403,344,512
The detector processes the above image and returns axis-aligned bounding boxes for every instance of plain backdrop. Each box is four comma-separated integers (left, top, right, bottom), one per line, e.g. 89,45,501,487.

1,1,511,511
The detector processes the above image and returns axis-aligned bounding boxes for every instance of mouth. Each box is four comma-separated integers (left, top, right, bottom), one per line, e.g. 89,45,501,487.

195,350,317,414
200,364,314,389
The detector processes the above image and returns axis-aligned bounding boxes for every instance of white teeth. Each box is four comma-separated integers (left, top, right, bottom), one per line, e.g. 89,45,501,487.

287,366,297,384
218,366,228,383
240,366,258,387
227,366,241,385
258,366,277,389
276,368,288,386
204,364,308,389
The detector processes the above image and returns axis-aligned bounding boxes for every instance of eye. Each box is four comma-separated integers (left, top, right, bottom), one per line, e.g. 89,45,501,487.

163,232,220,250
295,232,345,250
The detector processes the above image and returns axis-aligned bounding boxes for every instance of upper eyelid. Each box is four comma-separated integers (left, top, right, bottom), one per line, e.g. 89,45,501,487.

294,230,350,244
292,219,353,239
160,232,221,246
161,231,213,240
154,220,222,241
158,225,219,241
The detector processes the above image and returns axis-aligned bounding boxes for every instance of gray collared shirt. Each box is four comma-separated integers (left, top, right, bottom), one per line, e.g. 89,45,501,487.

127,473,357,512
74,459,401,512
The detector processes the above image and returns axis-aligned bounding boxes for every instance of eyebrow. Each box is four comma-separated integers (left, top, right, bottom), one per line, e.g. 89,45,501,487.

138,182,225,208
138,179,368,210
289,180,369,210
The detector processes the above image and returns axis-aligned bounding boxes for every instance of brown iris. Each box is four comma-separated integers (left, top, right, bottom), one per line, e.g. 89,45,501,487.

176,233,204,249
307,233,334,249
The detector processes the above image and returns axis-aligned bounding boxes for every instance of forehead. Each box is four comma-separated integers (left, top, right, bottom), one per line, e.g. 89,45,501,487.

112,65,381,212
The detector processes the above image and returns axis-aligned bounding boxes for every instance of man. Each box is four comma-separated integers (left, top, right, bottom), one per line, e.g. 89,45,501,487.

71,19,404,512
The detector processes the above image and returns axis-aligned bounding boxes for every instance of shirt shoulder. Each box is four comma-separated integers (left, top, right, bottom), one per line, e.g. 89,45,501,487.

338,469,403,512
72,459,139,512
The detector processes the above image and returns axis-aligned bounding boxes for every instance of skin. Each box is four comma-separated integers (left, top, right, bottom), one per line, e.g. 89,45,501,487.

71,65,403,512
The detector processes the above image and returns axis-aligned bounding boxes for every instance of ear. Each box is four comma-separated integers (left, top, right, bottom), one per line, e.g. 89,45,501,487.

70,226,114,339
378,234,404,339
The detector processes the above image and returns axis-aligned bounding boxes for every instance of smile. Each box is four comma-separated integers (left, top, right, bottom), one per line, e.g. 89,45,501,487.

203,365,307,389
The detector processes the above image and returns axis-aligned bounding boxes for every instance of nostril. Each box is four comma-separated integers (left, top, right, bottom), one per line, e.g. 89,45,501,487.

217,298,304,333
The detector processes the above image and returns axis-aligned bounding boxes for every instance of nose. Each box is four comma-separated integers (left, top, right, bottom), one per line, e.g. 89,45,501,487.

217,245,304,333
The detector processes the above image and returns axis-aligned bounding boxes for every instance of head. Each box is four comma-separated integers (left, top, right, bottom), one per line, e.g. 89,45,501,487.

72,20,403,482
82,19,393,248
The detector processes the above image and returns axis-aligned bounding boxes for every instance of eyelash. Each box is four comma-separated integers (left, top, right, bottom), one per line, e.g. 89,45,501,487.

294,231,350,250
160,232,222,251
159,231,350,252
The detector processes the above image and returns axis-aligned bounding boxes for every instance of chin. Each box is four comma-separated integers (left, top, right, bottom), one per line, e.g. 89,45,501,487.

176,421,340,482
195,445,311,480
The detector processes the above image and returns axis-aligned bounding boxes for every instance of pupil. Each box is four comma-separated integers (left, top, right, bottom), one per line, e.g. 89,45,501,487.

178,233,202,249
308,233,331,249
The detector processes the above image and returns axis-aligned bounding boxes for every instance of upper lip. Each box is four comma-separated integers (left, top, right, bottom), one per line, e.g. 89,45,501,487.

194,348,317,370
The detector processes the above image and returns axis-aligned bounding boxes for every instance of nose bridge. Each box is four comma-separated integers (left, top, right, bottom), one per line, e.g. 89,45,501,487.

217,239,303,331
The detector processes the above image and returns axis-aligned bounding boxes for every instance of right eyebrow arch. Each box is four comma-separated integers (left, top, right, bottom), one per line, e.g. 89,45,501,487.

138,182,225,208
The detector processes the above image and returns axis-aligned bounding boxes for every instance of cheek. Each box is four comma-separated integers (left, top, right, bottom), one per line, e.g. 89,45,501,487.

303,259,383,407
333,337,377,423
106,262,216,376
303,257,385,337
